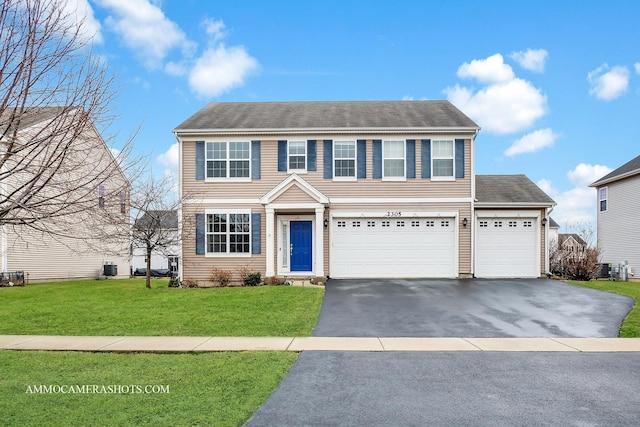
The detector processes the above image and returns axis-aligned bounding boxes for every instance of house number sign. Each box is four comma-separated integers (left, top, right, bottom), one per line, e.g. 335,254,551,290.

384,211,402,217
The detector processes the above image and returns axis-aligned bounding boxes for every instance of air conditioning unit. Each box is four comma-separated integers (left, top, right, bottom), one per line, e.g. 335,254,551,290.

103,264,118,276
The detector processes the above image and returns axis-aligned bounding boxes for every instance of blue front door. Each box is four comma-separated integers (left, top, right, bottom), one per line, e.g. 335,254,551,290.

290,221,313,271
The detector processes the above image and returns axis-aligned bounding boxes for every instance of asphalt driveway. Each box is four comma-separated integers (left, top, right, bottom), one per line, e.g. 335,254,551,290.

311,279,633,337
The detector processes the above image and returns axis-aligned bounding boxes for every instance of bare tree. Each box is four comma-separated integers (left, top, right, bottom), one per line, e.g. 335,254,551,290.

0,0,134,239
129,176,183,289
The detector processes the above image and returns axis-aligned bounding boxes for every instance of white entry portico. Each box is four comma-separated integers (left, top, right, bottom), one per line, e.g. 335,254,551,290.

260,174,328,277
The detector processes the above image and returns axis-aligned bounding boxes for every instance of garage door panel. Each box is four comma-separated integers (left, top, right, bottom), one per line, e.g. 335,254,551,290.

475,218,538,278
331,217,456,278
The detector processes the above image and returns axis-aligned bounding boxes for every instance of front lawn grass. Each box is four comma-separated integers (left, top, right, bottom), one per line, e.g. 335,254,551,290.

0,279,324,336
0,350,296,427
567,280,640,337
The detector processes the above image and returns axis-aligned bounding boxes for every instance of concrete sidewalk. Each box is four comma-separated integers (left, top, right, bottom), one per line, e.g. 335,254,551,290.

2,335,640,352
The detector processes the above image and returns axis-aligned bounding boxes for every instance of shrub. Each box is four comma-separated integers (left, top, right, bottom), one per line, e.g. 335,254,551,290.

210,268,233,287
265,276,289,286
182,278,199,288
168,276,181,288
243,272,262,286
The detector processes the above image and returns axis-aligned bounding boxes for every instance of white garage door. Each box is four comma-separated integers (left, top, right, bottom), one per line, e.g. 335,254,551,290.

475,218,539,278
331,217,456,278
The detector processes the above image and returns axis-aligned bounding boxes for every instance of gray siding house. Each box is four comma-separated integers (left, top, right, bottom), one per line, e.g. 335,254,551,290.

590,155,640,276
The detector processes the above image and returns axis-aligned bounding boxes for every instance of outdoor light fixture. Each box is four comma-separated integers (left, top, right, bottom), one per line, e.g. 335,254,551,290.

541,217,548,226
324,219,329,228
462,217,468,228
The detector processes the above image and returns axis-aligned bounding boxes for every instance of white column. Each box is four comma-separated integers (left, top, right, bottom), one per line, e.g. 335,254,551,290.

265,208,275,277
315,207,325,277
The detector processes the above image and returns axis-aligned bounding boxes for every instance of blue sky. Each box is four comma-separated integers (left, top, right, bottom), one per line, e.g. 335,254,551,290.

74,0,640,230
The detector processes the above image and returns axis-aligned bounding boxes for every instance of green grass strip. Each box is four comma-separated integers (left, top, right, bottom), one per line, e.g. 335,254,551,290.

0,279,324,337
0,350,296,427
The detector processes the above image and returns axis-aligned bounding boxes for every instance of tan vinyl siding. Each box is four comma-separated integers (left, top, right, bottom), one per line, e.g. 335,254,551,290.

181,136,475,280
182,138,473,200
181,204,266,284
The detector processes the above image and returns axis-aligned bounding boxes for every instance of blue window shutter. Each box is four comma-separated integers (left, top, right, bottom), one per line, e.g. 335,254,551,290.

307,140,317,171
455,139,465,178
251,213,261,254
406,139,416,179
195,213,205,255
373,140,382,179
421,139,431,178
195,141,205,180
278,140,287,172
357,139,366,179
323,140,333,179
251,140,261,179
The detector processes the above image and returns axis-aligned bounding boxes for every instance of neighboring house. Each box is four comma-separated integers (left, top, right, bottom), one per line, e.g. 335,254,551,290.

0,107,130,281
173,101,555,281
548,217,560,248
131,210,180,274
590,154,640,275
557,234,587,254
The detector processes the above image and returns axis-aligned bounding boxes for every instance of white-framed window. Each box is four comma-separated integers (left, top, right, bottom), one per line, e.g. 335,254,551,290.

334,140,356,178
383,140,405,179
432,139,454,179
205,210,251,256
98,184,105,209
288,140,306,171
206,141,250,179
599,187,608,212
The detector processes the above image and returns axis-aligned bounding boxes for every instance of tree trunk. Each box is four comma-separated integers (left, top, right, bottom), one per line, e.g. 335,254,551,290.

145,244,152,289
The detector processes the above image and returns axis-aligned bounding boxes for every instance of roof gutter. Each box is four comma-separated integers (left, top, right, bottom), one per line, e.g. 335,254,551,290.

475,201,556,209
172,126,481,137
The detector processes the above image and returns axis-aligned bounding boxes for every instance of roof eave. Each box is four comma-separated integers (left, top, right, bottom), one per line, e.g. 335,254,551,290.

173,126,481,137
475,201,556,209
589,169,640,187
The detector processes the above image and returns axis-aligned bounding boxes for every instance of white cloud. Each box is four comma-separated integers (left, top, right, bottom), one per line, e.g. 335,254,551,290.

46,0,103,44
188,44,258,97
504,128,558,156
635,63,640,74
587,64,630,100
510,49,548,73
95,2,259,97
456,54,515,84
157,142,179,181
446,78,547,134
567,163,613,187
202,17,226,42
96,0,190,68
538,163,613,230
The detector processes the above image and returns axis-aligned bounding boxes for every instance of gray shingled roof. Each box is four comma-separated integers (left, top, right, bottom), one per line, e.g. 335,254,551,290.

1,107,67,131
174,100,479,132
134,210,178,230
548,217,560,228
475,175,555,206
590,154,640,186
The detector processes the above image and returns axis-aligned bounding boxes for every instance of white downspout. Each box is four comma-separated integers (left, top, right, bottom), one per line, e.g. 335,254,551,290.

470,128,478,278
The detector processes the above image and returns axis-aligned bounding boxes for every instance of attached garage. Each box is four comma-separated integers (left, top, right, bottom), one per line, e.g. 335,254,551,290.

330,215,457,278
474,215,539,278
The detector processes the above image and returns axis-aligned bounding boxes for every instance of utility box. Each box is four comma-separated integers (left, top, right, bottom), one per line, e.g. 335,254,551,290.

103,264,118,277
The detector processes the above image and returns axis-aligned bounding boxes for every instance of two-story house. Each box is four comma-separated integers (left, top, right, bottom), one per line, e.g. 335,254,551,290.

173,101,555,282
1,107,130,281
590,154,640,277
